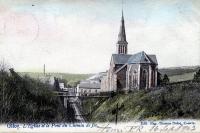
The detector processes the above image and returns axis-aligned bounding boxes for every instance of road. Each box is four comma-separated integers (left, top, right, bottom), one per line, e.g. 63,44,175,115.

68,89,86,123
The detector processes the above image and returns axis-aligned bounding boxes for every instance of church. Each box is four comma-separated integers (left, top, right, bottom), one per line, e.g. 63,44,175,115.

101,11,158,93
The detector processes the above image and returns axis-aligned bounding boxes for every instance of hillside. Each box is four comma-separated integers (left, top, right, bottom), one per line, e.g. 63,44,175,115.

0,69,67,122
87,82,200,122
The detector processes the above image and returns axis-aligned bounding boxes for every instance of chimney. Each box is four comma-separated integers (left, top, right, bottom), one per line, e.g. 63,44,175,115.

44,64,45,76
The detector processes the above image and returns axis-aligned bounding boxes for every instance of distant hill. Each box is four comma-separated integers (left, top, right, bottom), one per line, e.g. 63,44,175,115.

19,65,200,86
159,65,200,83
19,72,92,87
159,65,200,76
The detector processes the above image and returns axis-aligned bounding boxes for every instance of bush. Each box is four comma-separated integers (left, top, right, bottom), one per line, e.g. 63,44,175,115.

162,74,170,85
157,73,170,86
193,69,200,82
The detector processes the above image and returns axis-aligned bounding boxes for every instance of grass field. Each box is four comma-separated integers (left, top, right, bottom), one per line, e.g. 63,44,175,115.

169,72,195,83
159,66,199,76
159,65,199,83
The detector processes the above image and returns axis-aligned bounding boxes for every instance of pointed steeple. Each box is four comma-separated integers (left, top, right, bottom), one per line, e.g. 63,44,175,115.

117,10,128,44
116,10,128,54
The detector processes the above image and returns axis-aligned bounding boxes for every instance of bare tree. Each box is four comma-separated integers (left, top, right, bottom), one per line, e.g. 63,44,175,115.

0,59,8,122
0,59,10,72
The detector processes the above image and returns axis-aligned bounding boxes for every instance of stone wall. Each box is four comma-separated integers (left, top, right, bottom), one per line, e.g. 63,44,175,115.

100,75,108,92
116,66,127,91
101,61,158,93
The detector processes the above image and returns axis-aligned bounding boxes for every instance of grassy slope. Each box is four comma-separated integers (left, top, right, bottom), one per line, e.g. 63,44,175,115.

90,82,200,122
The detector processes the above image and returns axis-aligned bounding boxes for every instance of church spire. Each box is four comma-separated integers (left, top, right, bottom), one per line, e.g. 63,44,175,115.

116,10,128,54
118,10,127,44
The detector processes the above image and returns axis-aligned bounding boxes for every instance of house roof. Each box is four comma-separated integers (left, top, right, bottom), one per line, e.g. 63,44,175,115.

112,51,157,65
78,82,100,89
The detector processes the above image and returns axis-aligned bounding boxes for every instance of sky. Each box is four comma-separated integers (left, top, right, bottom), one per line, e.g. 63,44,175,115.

0,0,200,74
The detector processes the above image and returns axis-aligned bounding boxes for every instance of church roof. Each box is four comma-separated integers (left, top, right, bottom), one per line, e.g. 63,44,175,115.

112,51,157,65
148,55,158,65
112,54,132,64
128,51,157,64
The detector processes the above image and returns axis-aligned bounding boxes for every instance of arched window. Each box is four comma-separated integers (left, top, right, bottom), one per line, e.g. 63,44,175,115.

133,70,137,87
129,74,132,89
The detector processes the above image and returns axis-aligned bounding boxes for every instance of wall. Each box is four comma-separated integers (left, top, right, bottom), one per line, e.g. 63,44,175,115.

116,65,127,91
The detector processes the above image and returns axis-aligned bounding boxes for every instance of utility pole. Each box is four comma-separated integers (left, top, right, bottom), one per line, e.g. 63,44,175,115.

115,103,119,125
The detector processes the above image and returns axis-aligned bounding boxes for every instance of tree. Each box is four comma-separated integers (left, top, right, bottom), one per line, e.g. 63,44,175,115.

0,67,66,122
157,72,162,86
0,60,10,122
54,77,60,91
162,74,170,85
157,72,170,86
193,69,200,82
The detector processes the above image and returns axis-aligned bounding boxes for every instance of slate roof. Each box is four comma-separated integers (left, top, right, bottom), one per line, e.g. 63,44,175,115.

112,54,132,64
112,51,157,65
79,82,100,89
148,55,158,65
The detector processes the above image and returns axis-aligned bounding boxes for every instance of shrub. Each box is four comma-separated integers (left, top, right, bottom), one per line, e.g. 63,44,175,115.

193,69,200,82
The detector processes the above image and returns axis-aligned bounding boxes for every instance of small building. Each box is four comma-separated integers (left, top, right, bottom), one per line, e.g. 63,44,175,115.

77,81,101,96
59,83,65,90
76,72,106,96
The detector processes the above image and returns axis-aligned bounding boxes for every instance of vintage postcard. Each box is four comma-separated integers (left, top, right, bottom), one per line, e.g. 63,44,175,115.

0,0,200,132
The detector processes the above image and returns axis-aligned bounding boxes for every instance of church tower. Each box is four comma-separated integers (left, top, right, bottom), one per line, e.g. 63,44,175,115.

116,11,128,54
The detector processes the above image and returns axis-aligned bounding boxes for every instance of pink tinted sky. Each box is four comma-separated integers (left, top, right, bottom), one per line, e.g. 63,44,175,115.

0,0,200,73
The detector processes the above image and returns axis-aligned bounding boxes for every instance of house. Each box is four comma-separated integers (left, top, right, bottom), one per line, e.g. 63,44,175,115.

77,80,101,96
76,72,106,96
